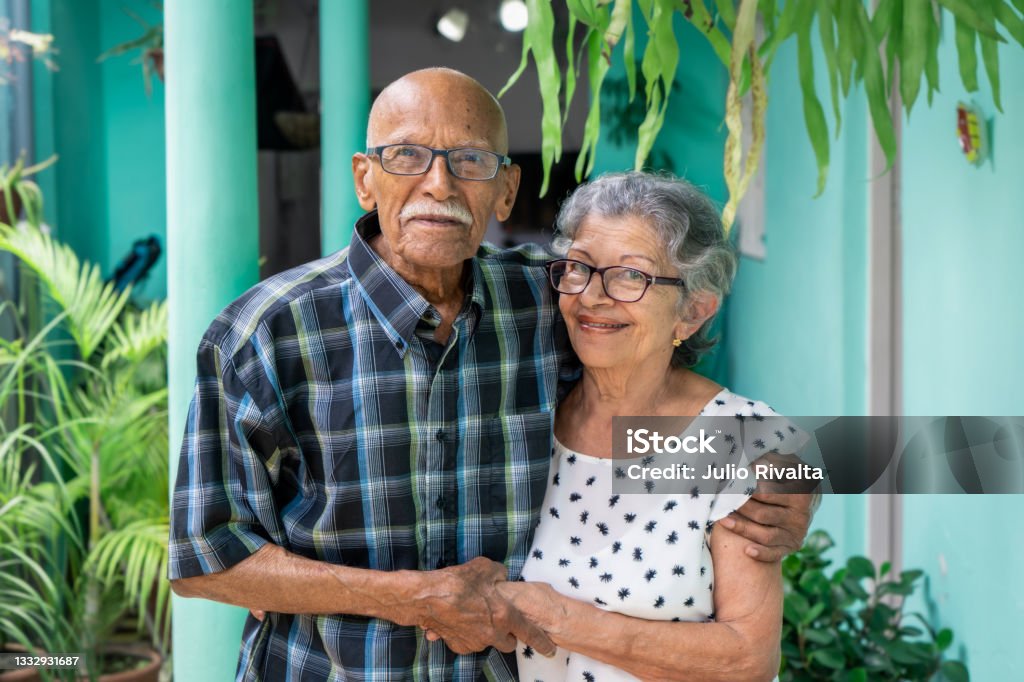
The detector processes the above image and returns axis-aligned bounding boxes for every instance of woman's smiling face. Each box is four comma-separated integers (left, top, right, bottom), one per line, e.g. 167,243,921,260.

559,213,690,371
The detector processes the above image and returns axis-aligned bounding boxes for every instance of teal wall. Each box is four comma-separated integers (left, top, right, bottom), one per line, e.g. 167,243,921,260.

725,41,869,419
711,8,1024,677
98,0,167,300
722,25,870,559
30,0,58,213
33,0,166,300
48,0,108,269
899,17,1024,680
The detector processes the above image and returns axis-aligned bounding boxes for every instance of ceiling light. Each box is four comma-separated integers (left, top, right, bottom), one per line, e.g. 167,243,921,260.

437,8,469,42
499,0,529,32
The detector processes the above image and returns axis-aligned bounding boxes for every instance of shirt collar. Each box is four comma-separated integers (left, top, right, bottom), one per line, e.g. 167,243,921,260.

347,212,483,357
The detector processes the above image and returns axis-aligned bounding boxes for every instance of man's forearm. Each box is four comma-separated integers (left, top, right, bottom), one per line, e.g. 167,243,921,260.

171,545,557,655
171,543,423,625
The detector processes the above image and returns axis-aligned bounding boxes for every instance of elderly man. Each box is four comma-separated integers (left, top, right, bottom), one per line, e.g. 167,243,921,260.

169,68,813,680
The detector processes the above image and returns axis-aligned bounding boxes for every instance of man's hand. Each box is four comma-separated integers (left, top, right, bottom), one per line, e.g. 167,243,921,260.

720,490,816,562
408,557,555,656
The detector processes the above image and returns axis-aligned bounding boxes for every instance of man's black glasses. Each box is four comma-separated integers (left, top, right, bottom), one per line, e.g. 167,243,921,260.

365,144,512,181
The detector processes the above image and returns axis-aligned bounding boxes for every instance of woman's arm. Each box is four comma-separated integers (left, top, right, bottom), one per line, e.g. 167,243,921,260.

498,523,783,682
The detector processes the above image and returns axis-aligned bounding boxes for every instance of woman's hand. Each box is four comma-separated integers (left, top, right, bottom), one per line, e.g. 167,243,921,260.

424,581,564,650
495,581,567,636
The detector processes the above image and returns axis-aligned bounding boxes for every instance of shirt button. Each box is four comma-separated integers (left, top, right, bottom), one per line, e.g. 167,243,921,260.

436,496,446,509
435,429,445,442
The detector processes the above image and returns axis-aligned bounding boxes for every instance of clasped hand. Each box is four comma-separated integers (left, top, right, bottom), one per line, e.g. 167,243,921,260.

415,556,555,655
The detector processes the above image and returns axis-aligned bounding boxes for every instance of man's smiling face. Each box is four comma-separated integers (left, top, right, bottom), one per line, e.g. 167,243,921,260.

353,69,520,278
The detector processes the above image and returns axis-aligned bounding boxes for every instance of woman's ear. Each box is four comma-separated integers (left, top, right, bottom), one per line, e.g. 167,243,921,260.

674,292,720,340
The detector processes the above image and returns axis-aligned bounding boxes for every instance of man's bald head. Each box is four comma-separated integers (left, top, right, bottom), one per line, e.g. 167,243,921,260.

366,68,509,153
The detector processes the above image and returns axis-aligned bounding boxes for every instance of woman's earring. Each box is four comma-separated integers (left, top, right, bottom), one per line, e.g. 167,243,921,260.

672,338,682,348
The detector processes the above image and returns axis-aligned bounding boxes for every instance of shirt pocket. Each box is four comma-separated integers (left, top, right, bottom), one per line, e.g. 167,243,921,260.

482,410,554,545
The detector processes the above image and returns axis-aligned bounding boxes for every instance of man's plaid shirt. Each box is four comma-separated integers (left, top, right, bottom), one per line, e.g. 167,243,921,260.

169,212,574,681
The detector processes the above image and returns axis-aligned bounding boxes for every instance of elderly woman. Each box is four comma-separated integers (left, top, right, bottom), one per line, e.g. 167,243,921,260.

501,172,795,681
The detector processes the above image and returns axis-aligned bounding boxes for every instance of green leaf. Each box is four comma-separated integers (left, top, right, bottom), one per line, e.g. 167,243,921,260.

954,17,980,91
816,0,842,135
993,0,1024,46
936,627,954,650
935,0,1005,40
979,21,1003,111
884,0,904,88
940,660,970,682
715,0,737,31
624,8,637,100
847,556,875,580
871,0,897,43
854,2,897,170
843,669,868,682
762,0,778,35
798,567,830,595
883,639,934,665
784,591,811,624
521,0,563,195
836,0,859,95
801,600,826,625
924,6,940,104
900,0,931,113
805,529,835,554
0,223,132,361
567,0,601,26
878,580,914,597
605,0,632,48
900,568,924,583
632,0,677,171
684,0,732,67
575,29,612,181
803,627,835,645
812,647,846,670
563,18,579,126
759,0,802,69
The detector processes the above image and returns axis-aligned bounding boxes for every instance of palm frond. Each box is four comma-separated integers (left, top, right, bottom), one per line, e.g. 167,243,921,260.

0,223,131,360
86,518,170,651
102,301,168,369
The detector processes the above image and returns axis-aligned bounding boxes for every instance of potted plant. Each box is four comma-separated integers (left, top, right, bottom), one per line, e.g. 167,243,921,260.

780,530,969,681
0,163,170,681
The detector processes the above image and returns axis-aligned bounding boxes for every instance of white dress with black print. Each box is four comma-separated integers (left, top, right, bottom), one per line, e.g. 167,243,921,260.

516,389,800,682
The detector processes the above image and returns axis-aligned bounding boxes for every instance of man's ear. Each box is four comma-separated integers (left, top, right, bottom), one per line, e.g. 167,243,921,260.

674,291,720,340
493,163,521,223
352,153,377,211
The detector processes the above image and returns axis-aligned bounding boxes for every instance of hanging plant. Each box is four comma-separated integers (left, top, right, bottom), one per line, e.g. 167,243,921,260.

502,0,1024,232
97,6,164,95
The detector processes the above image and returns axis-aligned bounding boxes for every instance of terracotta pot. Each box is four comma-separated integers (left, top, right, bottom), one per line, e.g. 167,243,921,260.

0,645,161,682
0,645,40,682
0,664,41,682
0,188,23,226
92,645,161,682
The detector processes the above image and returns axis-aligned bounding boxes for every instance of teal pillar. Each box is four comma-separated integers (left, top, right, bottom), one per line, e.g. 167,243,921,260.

165,1,259,681
320,0,370,254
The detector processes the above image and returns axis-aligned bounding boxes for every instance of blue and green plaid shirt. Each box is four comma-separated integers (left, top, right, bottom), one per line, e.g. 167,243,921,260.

169,212,574,681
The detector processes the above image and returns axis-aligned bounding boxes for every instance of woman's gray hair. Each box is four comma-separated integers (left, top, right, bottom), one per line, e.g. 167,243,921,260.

552,171,737,368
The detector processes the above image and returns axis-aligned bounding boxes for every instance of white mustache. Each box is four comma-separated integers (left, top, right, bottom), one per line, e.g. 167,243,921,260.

399,201,473,225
